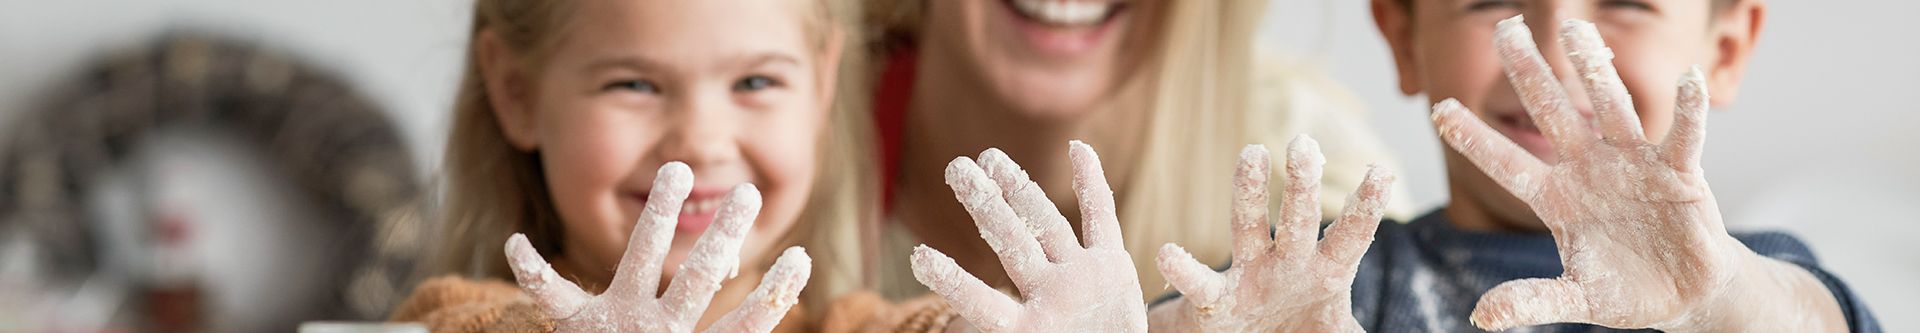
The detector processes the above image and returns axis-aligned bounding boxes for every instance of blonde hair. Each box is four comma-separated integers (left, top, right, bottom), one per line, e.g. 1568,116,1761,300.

864,0,1407,298
431,0,875,312
1122,0,1270,297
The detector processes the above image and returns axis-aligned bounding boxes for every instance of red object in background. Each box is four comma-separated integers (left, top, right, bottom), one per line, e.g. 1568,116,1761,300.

146,212,202,333
873,47,916,216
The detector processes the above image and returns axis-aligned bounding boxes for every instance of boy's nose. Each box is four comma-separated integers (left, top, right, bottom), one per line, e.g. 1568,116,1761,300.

1525,7,1597,120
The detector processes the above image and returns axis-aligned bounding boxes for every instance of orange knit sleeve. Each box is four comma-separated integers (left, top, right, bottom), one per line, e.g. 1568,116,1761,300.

818,291,959,333
390,275,556,333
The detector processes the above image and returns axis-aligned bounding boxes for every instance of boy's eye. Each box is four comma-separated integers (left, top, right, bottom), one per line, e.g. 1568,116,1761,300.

1466,0,1521,12
604,80,660,94
1599,0,1653,11
733,75,783,92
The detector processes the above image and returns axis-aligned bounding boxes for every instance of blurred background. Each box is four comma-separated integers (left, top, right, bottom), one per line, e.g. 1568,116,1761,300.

0,0,1912,331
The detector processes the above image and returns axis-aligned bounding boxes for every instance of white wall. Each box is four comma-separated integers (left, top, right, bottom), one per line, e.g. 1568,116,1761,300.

1260,0,1920,329
0,0,1912,330
0,0,471,174
0,0,473,329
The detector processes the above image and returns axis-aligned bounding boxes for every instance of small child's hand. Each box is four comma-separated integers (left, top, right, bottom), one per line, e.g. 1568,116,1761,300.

1151,136,1394,333
910,142,1149,332
1433,16,1845,332
502,163,811,333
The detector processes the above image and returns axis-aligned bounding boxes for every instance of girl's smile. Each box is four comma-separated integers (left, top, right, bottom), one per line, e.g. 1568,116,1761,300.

627,184,742,234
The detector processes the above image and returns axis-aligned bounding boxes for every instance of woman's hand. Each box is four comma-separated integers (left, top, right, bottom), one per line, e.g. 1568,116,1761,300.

1150,136,1395,332
910,142,1149,332
1433,16,1846,332
502,162,812,332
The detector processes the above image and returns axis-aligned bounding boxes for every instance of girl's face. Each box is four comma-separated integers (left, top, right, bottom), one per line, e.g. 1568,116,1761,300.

486,0,834,287
924,0,1160,117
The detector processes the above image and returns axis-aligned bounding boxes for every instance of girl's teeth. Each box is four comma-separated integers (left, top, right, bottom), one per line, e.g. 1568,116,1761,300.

681,198,719,215
1011,0,1115,26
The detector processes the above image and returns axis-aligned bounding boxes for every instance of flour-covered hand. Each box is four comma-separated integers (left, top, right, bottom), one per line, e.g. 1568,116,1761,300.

503,163,811,332
1149,136,1394,332
910,141,1149,332
1433,16,1847,332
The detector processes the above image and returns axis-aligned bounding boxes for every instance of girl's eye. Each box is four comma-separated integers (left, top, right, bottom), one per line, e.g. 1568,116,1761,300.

1466,0,1521,12
732,75,783,92
1600,0,1653,11
604,80,660,94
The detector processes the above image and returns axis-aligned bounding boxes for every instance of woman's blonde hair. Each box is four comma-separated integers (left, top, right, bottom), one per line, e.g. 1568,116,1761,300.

431,0,875,312
865,0,1399,298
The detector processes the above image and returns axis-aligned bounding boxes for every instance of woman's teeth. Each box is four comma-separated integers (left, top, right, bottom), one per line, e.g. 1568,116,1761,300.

1011,0,1116,26
681,197,721,215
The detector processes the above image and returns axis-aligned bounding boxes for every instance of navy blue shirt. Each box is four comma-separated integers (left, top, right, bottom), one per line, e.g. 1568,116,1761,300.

1160,208,1882,332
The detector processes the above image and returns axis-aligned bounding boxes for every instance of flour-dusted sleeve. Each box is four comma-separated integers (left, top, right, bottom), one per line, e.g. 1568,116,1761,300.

1733,232,1883,333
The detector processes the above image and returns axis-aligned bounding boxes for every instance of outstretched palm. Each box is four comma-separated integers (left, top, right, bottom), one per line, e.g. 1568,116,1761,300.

1153,136,1395,332
1435,17,1775,331
502,163,812,332
910,142,1149,333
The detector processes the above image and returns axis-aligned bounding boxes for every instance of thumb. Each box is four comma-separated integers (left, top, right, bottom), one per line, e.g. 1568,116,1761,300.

1471,278,1591,330
504,233,591,319
706,247,812,333
1155,243,1225,307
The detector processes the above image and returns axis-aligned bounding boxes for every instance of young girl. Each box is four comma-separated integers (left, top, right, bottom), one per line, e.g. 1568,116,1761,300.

389,0,874,331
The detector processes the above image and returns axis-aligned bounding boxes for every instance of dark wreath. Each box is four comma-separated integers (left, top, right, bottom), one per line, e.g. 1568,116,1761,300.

0,32,428,320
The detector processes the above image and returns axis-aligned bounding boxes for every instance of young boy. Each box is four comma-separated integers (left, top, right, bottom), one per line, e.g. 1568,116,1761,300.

1347,0,1881,331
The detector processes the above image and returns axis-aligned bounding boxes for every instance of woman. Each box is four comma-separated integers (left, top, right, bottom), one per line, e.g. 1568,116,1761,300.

829,1,1413,329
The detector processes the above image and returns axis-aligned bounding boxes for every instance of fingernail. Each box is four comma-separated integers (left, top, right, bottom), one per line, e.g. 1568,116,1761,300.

1496,15,1531,45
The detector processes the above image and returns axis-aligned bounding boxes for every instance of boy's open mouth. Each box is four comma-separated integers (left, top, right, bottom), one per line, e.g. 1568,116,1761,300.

1491,110,1553,158
1487,105,1598,162
1494,113,1541,135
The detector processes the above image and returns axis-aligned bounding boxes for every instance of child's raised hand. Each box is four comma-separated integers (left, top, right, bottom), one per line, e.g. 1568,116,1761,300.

910,142,1149,332
1150,136,1394,332
1432,16,1845,332
502,163,811,333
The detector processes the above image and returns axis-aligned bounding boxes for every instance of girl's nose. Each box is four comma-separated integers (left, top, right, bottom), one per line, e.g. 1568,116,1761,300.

656,94,741,168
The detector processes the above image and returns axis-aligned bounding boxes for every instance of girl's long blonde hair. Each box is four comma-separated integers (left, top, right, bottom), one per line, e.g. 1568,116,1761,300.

866,0,1403,298
430,0,874,312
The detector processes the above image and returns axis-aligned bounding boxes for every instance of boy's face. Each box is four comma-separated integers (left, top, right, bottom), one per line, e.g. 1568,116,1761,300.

1372,0,1761,230
483,0,838,289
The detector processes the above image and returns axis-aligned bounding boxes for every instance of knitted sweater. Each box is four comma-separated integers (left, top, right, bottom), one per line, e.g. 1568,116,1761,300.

389,276,956,332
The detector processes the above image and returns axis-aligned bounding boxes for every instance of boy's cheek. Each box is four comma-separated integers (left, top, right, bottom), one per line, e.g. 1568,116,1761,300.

1611,49,1698,142
1621,70,1680,142
1412,27,1505,103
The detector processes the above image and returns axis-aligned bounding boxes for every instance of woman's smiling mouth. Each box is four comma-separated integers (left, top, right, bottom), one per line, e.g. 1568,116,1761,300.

997,0,1131,57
